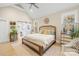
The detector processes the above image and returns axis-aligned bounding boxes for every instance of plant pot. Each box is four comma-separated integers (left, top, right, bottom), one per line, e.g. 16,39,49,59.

10,33,17,42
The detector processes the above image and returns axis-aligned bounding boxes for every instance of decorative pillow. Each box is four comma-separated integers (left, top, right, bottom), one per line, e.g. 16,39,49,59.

48,30,55,35
65,38,79,54
71,39,79,54
40,30,47,34
39,30,43,34
71,40,79,50
39,29,55,35
66,38,79,48
44,30,48,35
68,38,79,52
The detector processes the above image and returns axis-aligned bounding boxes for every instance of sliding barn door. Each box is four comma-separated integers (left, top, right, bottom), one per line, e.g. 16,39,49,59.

0,20,9,43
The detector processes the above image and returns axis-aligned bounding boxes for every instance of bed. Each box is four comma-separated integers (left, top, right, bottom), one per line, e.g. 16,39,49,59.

22,25,56,55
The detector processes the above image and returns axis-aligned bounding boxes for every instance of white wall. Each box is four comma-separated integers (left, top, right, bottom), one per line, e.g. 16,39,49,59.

0,6,32,43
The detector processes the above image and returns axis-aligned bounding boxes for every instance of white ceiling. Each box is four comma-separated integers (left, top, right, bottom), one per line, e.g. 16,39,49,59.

0,4,13,7
0,3,79,19
23,3,79,19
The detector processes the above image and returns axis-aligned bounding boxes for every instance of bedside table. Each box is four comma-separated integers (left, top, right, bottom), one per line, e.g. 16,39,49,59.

61,33,72,45
61,33,73,55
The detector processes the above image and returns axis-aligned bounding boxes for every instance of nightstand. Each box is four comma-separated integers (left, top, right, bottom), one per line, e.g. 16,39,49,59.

61,33,72,45
61,33,73,55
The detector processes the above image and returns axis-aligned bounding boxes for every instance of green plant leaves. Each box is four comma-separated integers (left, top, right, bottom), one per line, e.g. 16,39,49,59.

70,29,79,39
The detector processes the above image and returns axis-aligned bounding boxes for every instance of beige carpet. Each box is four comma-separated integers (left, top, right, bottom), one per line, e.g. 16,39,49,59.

0,40,63,56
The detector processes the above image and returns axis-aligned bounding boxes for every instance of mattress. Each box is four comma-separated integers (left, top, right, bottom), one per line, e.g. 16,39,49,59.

23,33,55,48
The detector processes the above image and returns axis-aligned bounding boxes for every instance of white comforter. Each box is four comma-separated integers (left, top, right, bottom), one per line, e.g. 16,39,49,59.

24,33,55,45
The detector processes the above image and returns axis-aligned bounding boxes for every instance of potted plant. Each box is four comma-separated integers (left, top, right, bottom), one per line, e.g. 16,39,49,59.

10,25,17,42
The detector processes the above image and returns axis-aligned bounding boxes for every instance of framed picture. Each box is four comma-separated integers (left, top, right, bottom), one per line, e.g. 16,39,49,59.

63,15,75,34
61,11,78,35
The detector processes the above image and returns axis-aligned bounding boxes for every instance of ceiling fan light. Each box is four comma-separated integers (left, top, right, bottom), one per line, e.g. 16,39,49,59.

30,9,33,12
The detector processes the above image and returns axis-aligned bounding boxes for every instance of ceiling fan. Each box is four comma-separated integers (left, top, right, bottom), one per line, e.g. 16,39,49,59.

29,3,39,9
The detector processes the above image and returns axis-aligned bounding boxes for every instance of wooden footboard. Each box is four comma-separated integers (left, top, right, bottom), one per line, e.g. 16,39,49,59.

22,38,56,56
22,38,44,55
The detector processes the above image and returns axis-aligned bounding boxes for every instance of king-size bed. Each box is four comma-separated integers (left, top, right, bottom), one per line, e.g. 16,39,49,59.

22,25,56,55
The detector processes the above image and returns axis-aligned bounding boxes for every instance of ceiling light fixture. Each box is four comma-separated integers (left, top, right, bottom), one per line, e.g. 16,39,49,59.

30,9,33,12
29,3,39,9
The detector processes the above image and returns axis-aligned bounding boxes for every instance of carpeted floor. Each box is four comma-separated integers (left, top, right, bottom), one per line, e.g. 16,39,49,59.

0,40,63,56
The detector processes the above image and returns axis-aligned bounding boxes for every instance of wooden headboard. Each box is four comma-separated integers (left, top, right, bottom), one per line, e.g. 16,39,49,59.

39,25,56,39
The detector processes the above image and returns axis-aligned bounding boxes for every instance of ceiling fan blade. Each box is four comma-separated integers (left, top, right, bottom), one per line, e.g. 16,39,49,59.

29,4,32,9
33,4,39,8
15,4,24,9
28,3,39,9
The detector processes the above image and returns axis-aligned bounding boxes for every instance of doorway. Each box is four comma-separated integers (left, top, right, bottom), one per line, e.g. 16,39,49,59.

0,19,9,43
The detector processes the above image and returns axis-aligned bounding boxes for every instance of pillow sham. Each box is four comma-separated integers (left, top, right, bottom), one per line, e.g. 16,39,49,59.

40,30,55,35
